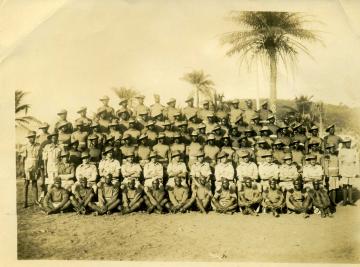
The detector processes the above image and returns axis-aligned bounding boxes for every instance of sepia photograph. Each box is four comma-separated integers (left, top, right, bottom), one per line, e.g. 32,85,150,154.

5,0,360,263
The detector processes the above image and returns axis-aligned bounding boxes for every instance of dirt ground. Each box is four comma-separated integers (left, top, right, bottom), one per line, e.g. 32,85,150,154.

17,180,360,263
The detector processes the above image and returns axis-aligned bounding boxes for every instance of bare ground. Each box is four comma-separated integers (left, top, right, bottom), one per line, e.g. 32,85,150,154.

17,180,360,262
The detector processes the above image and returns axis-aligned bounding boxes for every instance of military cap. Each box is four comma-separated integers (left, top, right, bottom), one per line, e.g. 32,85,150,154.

128,118,135,124
167,98,176,104
232,99,239,104
117,107,129,115
188,113,197,120
100,95,110,101
191,130,199,136
152,110,163,118
171,150,181,158
261,151,273,157
207,134,215,141
257,138,266,144
283,153,292,160
239,150,250,158
38,122,49,129
325,124,335,132
342,137,351,143
176,121,187,127
103,146,114,154
77,107,87,113
290,140,300,145
162,120,171,126
139,134,148,140
75,120,83,126
325,144,335,149
292,122,302,130
60,151,70,157
310,125,319,131
305,154,317,160
245,127,254,133
198,123,206,129
173,132,181,139
122,134,131,140
54,177,61,183
88,134,98,140
213,124,221,131
139,110,148,116
173,111,181,117
135,94,145,99
221,133,230,139
273,139,283,146
47,131,58,138
90,121,99,128
81,151,90,159
202,100,209,105
26,131,36,138
157,133,165,139
108,119,118,127
185,96,194,102
58,121,69,129
149,151,158,158
261,100,268,106
196,151,205,157
239,135,248,141
245,99,252,104
57,109,67,115
217,151,227,159
260,126,271,132
146,120,155,127
277,122,288,129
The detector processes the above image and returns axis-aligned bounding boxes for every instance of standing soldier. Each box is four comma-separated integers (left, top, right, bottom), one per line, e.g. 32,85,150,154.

90,122,105,148
143,178,170,214
250,116,262,136
238,177,262,215
186,130,203,168
21,131,41,208
339,138,359,206
152,133,171,168
97,108,110,134
302,154,324,190
308,141,323,164
211,179,238,214
136,134,151,167
290,140,305,169
121,153,142,189
189,151,212,190
308,180,332,218
57,121,72,147
87,134,102,165
214,151,235,192
71,121,89,151
278,154,299,192
259,126,273,148
116,98,133,118
70,177,96,215
255,139,272,164
57,151,76,192
170,133,186,159
204,113,217,134
182,96,198,121
75,107,92,130
68,140,82,167
165,98,180,123
292,123,308,151
36,123,50,203
276,125,292,147
162,120,174,145
258,101,273,121
54,109,73,133
204,134,220,168
322,144,340,206
220,134,235,162
236,151,258,191
229,99,243,125
229,125,241,148
242,99,257,126
133,94,149,118
286,178,312,218
96,174,121,215
120,134,136,160
272,140,285,165
117,108,131,133
98,146,121,185
262,179,285,217
41,177,71,215
308,125,323,151
137,110,149,132
143,151,164,190
121,178,144,214
97,95,115,121
150,94,165,119
258,152,279,192
197,123,207,145
166,151,188,189
187,114,199,134
143,120,158,147
178,121,191,146
123,118,141,141
107,119,122,142
267,115,279,135
75,152,98,191
197,100,213,122
324,124,343,152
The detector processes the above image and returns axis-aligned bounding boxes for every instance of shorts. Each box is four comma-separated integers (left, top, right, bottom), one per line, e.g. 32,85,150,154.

328,176,340,190
24,169,38,181
340,177,355,186
279,181,294,191
51,202,62,209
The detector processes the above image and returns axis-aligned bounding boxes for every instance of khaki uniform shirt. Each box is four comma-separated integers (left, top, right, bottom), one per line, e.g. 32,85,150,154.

236,162,258,181
98,158,121,178
258,162,279,180
75,163,98,182
215,162,234,181
143,161,163,180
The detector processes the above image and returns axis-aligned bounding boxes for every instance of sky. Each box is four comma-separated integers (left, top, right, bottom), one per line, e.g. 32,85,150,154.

3,0,360,125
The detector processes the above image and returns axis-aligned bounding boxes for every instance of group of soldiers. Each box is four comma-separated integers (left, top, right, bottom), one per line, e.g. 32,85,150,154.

20,94,359,218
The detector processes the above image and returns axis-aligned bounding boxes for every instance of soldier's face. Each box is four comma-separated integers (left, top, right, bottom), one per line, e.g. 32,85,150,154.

27,137,35,144
270,180,277,190
169,102,175,108
172,156,179,163
208,140,214,145
158,138,164,144
82,157,89,164
311,130,318,136
187,101,193,107
246,102,252,108
41,128,48,133
79,111,86,117
150,157,156,162
156,114,163,121
266,156,272,163
100,113,106,119
141,114,148,121
80,180,87,188
174,138,180,144
148,125,154,131
313,182,320,190
220,157,227,163
203,104,209,110
106,152,113,159
329,128,335,135
310,159,316,165
105,176,112,184
61,156,68,163
152,179,160,189
207,116,214,123
276,144,282,150
197,156,204,162
262,103,268,109
261,131,269,137
191,136,197,142
243,156,250,163
175,177,182,187
141,139,147,145
221,118,227,125
222,180,229,190
199,128,205,134
174,115,180,121
54,181,61,189
294,181,302,190
223,138,230,146
125,139,130,145
101,99,109,106
285,159,292,165
138,98,144,104
245,132,252,137
245,179,252,188
120,113,128,120
344,142,351,149
59,114,67,120
269,118,275,124
129,123,135,128
51,136,57,143
232,103,239,109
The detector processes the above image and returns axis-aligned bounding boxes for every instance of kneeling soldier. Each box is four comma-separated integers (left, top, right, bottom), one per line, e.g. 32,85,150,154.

168,176,192,213
121,179,144,214
143,178,170,214
262,179,285,217
211,179,237,214
308,180,332,218
41,177,71,215
286,178,312,218
70,177,96,215
95,174,121,215
238,177,262,215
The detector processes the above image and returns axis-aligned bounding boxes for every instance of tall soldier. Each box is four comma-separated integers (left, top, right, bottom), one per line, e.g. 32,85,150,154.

182,96,198,121
197,100,212,122
116,98,133,118
133,94,149,118
258,101,273,121
75,107,92,130
57,151,76,192
164,98,179,123
229,99,243,125
97,107,110,134
322,144,340,206
242,99,257,126
150,94,165,119
54,109,73,133
97,95,115,121
37,123,50,203
324,124,343,152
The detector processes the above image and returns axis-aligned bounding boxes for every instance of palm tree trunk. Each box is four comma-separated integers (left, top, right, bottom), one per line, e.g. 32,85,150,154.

196,87,200,108
269,53,277,115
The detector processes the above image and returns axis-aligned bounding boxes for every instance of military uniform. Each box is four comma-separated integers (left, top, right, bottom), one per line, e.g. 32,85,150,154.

258,161,279,191
236,161,258,187
152,142,170,165
98,158,121,181
339,147,359,185
214,161,235,191
71,129,89,151
279,163,299,191
286,187,312,213
238,184,262,212
136,144,151,167
211,187,237,212
186,141,203,167
143,161,164,187
22,142,41,181
121,160,142,187
302,162,324,189
42,142,62,184
166,160,188,187
75,162,98,187
204,143,220,167
322,153,340,191
262,187,285,210
190,161,212,186
58,161,75,191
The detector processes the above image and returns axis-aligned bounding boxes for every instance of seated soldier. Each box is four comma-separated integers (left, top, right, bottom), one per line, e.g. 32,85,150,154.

214,151,235,192
168,176,192,213
166,150,188,189
236,151,259,191
70,177,96,215
41,177,71,215
98,146,121,185
302,154,324,190
143,151,164,191
262,179,285,217
286,178,312,218
278,153,299,192
258,151,279,192
238,177,262,215
121,178,144,214
308,180,333,218
57,150,76,192
189,151,212,190
143,179,171,214
120,153,142,189
95,174,121,215
186,176,213,213
211,179,238,214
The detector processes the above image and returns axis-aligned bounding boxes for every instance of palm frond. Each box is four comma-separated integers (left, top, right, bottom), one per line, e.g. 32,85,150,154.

15,104,30,114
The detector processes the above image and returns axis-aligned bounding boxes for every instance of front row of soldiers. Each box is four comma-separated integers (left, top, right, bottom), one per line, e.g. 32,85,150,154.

40,149,336,218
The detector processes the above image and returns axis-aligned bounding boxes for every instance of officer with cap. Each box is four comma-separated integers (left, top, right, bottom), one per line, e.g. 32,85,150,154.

71,121,89,151
121,152,142,189
189,151,212,190
136,134,151,167
255,138,272,164
258,100,273,121
204,134,220,168
229,99,243,125
42,131,62,189
152,133,171,167
150,94,165,118
75,106,92,129
75,151,98,192
214,151,235,192
166,150,188,189
197,100,212,122
236,150,258,191
143,151,164,189
258,151,279,192
324,124,343,152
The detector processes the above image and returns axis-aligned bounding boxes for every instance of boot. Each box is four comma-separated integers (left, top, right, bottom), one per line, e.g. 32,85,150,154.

348,186,356,206
342,186,348,206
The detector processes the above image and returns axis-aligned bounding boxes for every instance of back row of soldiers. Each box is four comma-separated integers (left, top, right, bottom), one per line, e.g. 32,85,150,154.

21,95,359,216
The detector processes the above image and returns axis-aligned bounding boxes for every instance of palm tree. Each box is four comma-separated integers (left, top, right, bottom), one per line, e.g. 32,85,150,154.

112,86,139,110
15,90,41,131
181,70,215,108
221,11,320,114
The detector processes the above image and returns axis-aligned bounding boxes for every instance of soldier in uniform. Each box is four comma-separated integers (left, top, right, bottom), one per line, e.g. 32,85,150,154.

70,177,96,215
75,152,98,192
150,94,165,119
229,125,241,148
236,151,258,191
278,153,299,192
89,122,105,148
152,133,171,167
137,110,149,132
322,144,340,206
197,100,212,122
220,134,235,162
258,101,273,121
96,174,121,215
178,121,191,146
57,151,76,192
21,131,41,208
204,112,217,134
276,125,292,147
142,120,158,147
186,130,203,168
97,107,110,134
308,125,323,151
75,107,92,130
136,134,151,167
238,177,262,215
68,140,82,167
87,134,102,165
259,126,273,148
308,141,323,165
189,151,212,190
71,121,89,151
250,115,262,136
170,132,186,159
255,139,272,164
41,177,71,215
123,118,141,141
143,151,164,189
166,150,188,189
267,115,279,135
339,138,359,206
214,151,235,192
204,134,220,168
133,94,149,117
262,179,285,217
116,98,133,118
187,114,200,134
168,176,192,213
197,123,207,145
121,153,142,189
162,120,174,145
292,123,308,151
186,176,213,213
37,123,51,201
121,178,144,214
258,152,279,192
272,140,286,165
54,109,73,133
98,146,121,185
324,124,343,152
290,140,305,169
117,107,131,134
229,99,243,125
143,178,170,214
211,179,238,214
107,119,122,142
120,134,136,160
57,121,72,147
286,178,312,218
308,180,332,218
164,98,179,123
242,99,257,126
97,95,115,121
302,154,324,190
182,96,198,121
